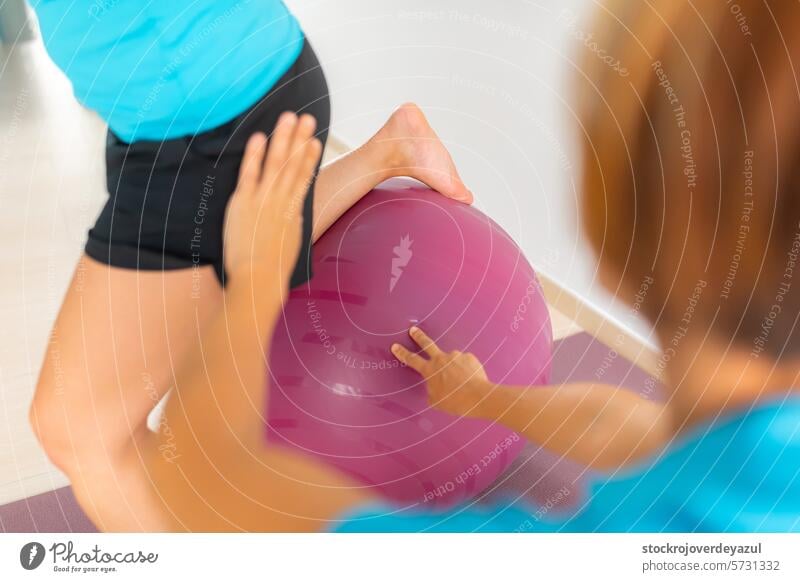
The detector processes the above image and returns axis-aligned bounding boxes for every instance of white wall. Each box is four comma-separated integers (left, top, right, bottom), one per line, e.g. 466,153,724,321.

286,0,656,346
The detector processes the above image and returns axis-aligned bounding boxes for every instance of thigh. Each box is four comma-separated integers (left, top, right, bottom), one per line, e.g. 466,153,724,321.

34,256,223,530
37,255,222,459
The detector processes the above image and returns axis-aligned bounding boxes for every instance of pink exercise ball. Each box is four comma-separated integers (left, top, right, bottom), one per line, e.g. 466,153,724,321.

267,179,552,509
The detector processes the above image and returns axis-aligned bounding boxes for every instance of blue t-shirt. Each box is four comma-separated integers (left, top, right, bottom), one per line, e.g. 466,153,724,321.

32,1,304,142
334,397,800,532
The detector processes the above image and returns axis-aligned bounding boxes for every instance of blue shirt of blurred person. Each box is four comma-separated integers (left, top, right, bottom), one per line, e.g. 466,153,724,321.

335,398,800,532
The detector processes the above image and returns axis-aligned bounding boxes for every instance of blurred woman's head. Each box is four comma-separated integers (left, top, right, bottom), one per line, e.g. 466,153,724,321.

577,0,800,364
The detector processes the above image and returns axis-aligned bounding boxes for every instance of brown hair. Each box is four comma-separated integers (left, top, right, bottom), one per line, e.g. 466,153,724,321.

577,0,800,357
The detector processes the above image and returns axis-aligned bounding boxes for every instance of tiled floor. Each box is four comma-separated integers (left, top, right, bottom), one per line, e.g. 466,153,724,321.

0,38,587,507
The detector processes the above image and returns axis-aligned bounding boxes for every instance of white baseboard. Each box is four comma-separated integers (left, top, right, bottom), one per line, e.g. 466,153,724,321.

536,271,661,379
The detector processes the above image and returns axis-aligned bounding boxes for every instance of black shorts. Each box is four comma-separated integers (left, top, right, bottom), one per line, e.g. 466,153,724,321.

86,39,329,287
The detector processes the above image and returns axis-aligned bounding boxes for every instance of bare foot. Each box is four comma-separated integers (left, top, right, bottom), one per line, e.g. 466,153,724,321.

375,103,473,204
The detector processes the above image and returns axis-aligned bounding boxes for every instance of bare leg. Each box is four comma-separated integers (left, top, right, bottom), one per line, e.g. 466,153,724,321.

30,257,223,530
313,102,472,241
30,103,469,531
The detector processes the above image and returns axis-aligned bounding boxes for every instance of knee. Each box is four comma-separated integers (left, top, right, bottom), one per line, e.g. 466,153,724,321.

29,378,74,473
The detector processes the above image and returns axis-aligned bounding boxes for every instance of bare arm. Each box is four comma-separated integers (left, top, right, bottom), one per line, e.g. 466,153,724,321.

144,114,370,531
391,327,673,471
467,382,671,470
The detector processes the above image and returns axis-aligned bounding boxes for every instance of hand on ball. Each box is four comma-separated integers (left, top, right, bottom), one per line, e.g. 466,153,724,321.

391,326,491,418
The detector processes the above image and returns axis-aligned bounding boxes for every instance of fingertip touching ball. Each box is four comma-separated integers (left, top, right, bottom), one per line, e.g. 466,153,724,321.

267,179,552,509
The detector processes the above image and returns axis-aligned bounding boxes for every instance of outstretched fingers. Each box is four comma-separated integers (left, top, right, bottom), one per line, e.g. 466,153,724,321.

276,114,318,193
390,343,428,374
294,137,322,197
409,326,443,358
236,132,268,194
261,111,298,189
391,326,446,375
